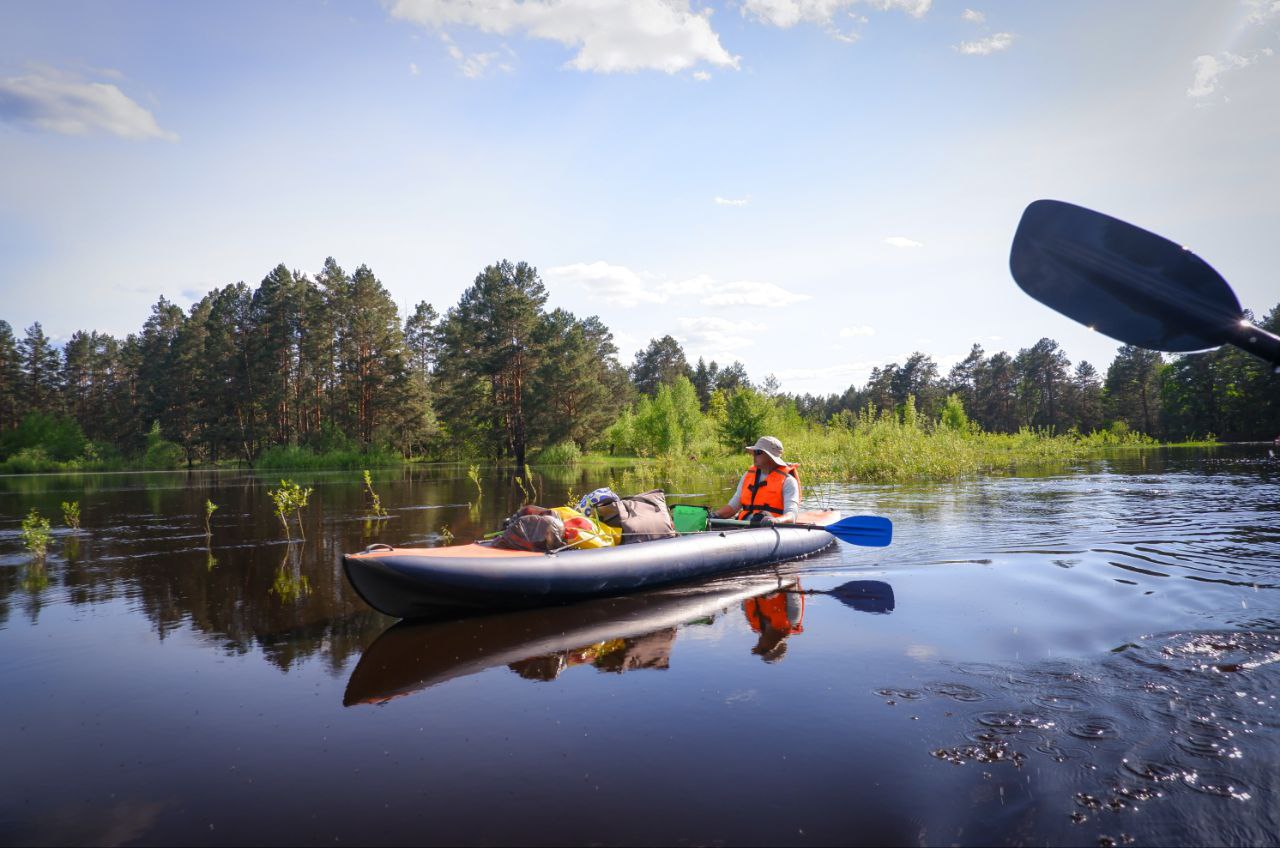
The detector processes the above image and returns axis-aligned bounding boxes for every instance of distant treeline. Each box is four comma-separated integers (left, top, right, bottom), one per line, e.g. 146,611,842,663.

1,261,1276,471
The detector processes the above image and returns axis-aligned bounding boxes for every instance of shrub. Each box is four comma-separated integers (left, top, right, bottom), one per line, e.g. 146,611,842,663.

532,441,582,465
21,509,52,558
61,501,80,530
142,422,184,469
0,413,87,462
939,393,970,431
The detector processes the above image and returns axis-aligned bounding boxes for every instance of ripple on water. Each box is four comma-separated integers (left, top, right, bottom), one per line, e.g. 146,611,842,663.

1121,758,1191,784
1067,717,1121,741
1034,692,1091,712
925,681,986,702
1181,771,1253,801
873,687,924,700
976,710,1056,733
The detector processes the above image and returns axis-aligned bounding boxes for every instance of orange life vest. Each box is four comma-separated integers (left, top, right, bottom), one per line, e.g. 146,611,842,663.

736,464,800,520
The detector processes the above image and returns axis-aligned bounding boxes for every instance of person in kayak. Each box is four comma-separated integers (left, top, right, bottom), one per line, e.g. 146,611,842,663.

713,436,800,526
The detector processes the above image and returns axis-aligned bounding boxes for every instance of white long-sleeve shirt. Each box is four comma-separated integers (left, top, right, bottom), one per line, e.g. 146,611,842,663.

725,470,799,521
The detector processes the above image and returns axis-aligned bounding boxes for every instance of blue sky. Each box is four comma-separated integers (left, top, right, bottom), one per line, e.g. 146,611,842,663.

1,0,1277,395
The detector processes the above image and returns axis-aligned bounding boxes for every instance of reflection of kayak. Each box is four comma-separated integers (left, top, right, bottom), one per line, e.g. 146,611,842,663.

343,509,840,618
343,577,795,706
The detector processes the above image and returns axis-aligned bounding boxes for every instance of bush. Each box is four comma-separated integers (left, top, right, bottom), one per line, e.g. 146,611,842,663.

0,413,87,462
141,422,184,469
532,441,582,465
939,393,970,431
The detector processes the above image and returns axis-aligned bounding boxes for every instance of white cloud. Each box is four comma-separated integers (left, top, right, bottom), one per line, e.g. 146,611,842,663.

741,0,927,41
546,262,810,308
546,261,667,307
1187,50,1270,98
677,316,766,352
409,62,421,75
693,70,711,81
390,0,739,74
883,236,924,248
961,8,984,23
681,277,812,306
714,195,749,206
840,325,875,337
772,359,885,389
1245,0,1280,24
0,71,176,140
955,32,1013,55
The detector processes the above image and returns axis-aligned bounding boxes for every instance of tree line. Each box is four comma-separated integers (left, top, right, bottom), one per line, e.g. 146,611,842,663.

1,263,1276,470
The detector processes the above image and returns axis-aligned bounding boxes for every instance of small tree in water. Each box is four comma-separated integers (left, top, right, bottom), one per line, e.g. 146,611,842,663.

61,500,80,530
362,470,388,517
204,499,218,537
268,480,313,541
21,509,52,559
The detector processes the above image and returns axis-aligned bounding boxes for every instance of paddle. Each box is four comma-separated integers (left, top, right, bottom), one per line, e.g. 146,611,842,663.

1009,199,1280,372
707,514,893,547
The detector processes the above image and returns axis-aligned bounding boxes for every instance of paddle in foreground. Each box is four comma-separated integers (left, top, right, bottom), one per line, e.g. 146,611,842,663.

1009,199,1280,372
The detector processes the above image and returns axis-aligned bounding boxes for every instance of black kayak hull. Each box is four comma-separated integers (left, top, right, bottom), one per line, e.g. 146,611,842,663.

342,512,840,618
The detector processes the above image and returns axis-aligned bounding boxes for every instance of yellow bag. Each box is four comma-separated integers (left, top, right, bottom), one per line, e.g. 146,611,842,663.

550,506,615,548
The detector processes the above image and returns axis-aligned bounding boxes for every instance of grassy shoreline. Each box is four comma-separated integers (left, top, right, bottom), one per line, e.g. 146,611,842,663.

0,428,1222,479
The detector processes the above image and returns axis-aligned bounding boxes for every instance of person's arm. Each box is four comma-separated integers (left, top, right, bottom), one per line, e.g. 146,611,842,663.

777,475,799,523
714,473,746,518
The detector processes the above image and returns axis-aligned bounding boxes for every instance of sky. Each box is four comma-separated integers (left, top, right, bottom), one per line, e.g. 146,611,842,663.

1,0,1277,396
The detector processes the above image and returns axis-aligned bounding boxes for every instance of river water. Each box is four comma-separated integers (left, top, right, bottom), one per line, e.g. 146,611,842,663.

0,448,1277,846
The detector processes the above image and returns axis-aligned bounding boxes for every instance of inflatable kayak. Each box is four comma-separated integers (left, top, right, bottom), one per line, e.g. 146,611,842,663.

343,509,841,618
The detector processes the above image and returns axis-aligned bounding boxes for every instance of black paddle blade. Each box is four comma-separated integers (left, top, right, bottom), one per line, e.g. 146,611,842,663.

1010,199,1242,353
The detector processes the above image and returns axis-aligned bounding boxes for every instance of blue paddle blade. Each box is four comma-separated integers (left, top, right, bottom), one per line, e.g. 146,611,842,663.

825,515,893,547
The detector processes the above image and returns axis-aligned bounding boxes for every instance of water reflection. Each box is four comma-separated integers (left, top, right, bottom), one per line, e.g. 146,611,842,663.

344,578,796,705
345,576,902,704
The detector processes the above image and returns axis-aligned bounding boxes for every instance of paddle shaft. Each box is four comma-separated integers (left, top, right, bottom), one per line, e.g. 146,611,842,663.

1230,322,1280,372
709,518,831,531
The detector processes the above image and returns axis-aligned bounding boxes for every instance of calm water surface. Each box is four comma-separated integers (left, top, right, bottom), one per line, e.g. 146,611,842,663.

1,449,1277,846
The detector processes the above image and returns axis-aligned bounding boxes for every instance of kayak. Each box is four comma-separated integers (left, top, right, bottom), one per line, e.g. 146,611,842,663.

342,509,841,618
343,576,797,705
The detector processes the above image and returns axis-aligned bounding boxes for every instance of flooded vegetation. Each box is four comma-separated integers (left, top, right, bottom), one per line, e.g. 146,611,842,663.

0,446,1277,845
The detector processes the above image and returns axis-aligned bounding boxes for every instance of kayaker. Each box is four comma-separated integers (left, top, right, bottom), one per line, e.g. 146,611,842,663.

713,436,799,526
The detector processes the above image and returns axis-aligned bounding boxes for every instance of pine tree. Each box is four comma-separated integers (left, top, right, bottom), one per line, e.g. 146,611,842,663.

19,323,63,417
0,321,22,432
1103,345,1164,435
434,260,548,465
630,335,691,396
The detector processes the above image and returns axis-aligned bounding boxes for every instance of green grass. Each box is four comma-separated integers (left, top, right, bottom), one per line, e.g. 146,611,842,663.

601,413,1176,486
254,445,403,471
0,448,129,474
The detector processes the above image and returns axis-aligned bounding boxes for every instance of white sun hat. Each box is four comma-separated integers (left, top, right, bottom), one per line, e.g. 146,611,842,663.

744,436,785,465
